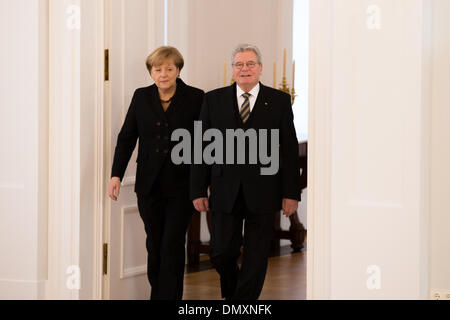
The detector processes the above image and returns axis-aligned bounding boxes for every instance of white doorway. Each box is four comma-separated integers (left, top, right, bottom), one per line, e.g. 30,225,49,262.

100,0,311,300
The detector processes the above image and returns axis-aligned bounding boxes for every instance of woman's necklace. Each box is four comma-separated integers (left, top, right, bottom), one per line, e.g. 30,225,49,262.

159,85,176,104
160,96,173,103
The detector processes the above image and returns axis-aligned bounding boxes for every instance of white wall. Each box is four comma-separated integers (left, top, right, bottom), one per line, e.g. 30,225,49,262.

430,0,450,292
0,0,48,299
293,0,310,142
168,0,294,93
292,0,310,228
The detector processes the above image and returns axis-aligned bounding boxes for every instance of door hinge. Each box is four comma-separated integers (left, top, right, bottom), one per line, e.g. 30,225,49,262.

104,49,109,81
103,243,108,275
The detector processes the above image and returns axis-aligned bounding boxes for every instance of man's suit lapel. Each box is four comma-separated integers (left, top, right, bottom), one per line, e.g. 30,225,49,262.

226,83,241,127
224,82,271,127
240,82,270,127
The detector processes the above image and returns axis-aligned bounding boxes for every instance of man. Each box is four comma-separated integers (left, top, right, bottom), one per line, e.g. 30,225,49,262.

190,44,300,300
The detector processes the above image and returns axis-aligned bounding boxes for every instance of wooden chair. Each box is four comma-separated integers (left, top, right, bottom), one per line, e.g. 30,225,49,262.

270,141,308,252
187,209,211,266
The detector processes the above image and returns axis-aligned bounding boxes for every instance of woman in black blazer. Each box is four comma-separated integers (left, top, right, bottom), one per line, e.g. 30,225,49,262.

108,46,204,300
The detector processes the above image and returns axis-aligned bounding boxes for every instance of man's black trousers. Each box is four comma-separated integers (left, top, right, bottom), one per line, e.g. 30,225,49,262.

209,186,275,300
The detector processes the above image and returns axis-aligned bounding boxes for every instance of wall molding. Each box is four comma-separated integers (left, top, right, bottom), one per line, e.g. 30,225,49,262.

0,279,46,300
120,205,141,280
122,266,147,279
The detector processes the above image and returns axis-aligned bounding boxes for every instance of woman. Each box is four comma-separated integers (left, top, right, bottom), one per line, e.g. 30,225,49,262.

108,46,204,300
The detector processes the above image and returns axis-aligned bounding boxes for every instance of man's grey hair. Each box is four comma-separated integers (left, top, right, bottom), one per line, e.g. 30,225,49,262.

231,44,262,65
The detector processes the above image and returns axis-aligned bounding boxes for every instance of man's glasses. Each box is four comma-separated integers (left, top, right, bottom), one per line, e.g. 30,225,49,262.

232,61,259,69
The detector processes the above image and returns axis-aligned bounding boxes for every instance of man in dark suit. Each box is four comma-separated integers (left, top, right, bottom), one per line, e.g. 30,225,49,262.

191,44,300,300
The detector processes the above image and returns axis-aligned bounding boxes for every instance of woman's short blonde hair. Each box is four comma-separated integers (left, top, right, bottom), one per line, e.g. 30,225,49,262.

146,46,184,73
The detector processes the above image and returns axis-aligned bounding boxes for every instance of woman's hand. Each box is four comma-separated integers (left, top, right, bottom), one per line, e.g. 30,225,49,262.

108,177,121,201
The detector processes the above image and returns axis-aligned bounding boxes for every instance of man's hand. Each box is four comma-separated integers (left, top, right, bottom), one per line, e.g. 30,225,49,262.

193,197,209,212
108,177,121,201
282,198,298,217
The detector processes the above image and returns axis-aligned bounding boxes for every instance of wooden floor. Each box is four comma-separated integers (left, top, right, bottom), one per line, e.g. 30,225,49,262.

183,249,307,300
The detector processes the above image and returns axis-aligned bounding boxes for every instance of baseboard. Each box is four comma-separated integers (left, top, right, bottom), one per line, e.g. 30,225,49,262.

0,279,46,300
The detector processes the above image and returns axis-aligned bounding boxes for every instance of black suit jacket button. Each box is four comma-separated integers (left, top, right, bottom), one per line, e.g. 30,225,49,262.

164,123,169,127
163,149,168,154
157,135,161,140
156,122,161,126
156,148,160,153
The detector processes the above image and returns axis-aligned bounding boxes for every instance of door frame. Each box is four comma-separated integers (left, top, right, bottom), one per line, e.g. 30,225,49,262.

306,0,333,299
91,0,107,300
46,0,105,300
96,0,327,300
47,0,82,300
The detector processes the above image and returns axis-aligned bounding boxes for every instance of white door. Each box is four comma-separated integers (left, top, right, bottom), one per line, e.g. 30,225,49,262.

307,0,431,299
104,0,163,300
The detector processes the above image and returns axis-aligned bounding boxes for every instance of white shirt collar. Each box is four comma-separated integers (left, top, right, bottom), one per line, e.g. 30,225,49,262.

236,82,260,98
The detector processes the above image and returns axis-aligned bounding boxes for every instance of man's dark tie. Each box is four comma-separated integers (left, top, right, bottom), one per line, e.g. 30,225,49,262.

240,92,251,123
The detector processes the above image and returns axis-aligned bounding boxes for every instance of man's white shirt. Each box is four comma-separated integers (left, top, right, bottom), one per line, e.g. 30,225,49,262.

236,83,260,113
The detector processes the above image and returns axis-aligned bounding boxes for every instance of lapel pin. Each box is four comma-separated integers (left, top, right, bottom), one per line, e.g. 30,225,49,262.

265,102,269,107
